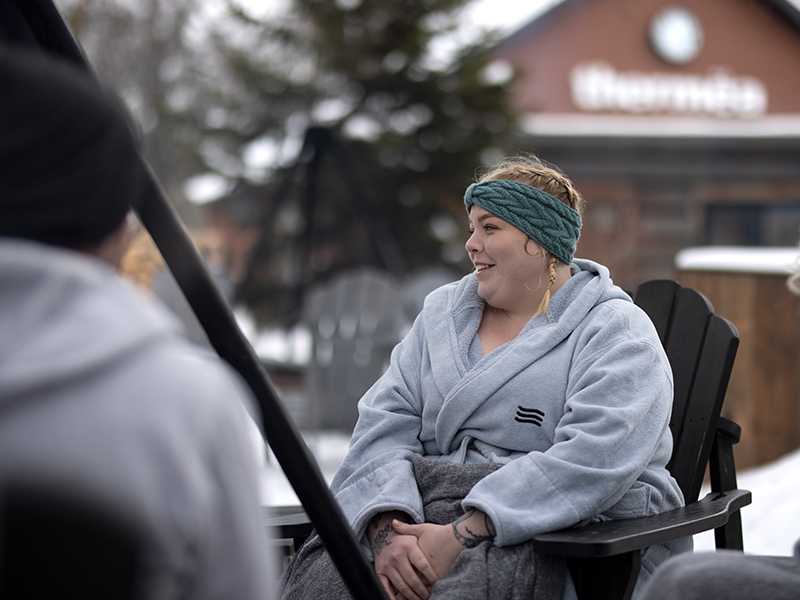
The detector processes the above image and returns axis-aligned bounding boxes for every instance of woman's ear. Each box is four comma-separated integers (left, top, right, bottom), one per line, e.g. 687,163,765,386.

523,238,546,259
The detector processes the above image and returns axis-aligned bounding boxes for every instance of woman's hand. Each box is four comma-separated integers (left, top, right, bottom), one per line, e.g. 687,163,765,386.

369,512,439,600
390,521,461,585
392,509,497,588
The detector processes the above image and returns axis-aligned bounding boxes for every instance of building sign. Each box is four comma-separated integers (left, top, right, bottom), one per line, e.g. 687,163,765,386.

570,62,768,118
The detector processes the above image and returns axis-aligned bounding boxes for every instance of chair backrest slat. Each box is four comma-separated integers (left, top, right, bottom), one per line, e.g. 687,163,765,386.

661,288,714,451
634,280,739,503
632,280,679,345
670,316,739,501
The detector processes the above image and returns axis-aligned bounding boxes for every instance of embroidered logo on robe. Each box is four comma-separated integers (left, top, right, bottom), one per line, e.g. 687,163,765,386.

515,406,544,426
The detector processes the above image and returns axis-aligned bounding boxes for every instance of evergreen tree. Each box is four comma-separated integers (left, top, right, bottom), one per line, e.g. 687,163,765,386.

224,0,517,324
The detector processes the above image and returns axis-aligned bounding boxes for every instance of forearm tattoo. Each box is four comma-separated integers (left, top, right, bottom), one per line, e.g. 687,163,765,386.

372,524,392,556
452,510,496,549
370,513,412,556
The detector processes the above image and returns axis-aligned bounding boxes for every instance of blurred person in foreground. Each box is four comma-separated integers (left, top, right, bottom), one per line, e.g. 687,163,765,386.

638,264,800,600
280,155,688,600
0,48,275,598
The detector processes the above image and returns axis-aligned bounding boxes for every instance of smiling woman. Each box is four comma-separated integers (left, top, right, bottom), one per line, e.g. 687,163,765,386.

463,158,583,355
279,154,688,600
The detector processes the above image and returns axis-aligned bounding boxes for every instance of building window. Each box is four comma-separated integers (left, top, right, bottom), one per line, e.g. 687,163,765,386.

704,203,800,246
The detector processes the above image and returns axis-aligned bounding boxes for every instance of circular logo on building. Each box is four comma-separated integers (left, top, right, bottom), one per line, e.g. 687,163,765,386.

649,6,704,65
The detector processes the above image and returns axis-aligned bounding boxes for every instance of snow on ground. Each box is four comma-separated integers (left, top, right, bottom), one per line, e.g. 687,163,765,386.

254,424,800,557
693,447,800,556
257,430,351,508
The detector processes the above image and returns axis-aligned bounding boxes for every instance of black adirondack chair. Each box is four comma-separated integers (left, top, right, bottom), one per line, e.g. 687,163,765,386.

532,279,750,600
268,279,751,600
0,486,141,600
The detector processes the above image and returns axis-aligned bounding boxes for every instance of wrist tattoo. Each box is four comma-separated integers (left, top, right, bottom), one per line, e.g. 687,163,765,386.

372,524,393,556
369,513,382,530
452,510,496,549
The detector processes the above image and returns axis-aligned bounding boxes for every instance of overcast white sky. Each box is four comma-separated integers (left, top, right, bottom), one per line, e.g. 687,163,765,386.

464,0,561,32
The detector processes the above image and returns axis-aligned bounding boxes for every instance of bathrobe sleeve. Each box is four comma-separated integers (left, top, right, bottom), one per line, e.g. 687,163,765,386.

329,314,429,542
463,302,678,547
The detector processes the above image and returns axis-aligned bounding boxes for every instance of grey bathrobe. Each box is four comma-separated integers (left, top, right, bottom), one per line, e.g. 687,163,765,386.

330,259,689,599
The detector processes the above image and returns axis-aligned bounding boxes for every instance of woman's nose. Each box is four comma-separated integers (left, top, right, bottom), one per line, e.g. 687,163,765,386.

465,231,478,254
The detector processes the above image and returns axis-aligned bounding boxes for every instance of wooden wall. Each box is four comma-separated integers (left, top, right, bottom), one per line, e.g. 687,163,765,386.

679,270,800,469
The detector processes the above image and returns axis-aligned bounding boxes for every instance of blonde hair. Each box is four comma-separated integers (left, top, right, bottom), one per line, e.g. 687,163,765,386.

532,255,558,317
478,154,585,316
476,154,585,215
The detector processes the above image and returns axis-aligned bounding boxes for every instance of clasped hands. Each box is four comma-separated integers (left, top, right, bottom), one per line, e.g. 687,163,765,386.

368,509,495,600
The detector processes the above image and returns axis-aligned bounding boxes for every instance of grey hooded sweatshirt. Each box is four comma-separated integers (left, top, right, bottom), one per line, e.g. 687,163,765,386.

0,238,274,599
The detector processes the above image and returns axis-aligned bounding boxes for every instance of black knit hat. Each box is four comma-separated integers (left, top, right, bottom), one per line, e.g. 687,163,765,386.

0,49,147,247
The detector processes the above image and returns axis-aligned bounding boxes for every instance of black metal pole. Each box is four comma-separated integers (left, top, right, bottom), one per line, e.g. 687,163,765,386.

8,2,389,598
136,172,388,600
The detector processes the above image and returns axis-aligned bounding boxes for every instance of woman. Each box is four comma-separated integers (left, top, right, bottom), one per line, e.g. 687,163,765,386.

280,155,688,600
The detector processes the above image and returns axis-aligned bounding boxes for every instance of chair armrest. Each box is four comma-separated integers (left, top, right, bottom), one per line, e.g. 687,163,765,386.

264,506,313,540
716,416,741,445
264,506,314,554
532,489,751,558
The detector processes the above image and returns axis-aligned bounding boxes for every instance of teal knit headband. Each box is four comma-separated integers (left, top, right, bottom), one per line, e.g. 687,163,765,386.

464,179,582,265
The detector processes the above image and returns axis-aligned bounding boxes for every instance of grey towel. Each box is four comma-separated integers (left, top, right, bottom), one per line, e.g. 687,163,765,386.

279,455,565,600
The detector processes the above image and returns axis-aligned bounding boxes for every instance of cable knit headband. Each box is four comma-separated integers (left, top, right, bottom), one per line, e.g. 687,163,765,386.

464,179,582,265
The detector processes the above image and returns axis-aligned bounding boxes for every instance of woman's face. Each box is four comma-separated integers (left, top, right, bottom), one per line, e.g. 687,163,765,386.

465,205,547,313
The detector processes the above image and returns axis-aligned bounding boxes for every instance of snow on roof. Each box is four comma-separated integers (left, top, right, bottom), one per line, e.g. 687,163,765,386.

676,246,800,275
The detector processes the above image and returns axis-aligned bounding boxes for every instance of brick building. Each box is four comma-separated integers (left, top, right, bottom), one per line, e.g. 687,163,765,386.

494,0,800,292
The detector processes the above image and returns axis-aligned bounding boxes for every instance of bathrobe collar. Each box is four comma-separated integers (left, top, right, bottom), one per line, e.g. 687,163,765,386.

423,259,630,455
